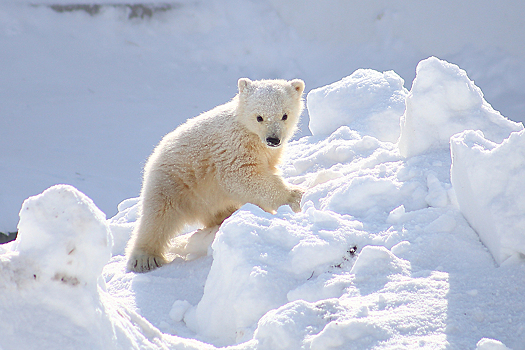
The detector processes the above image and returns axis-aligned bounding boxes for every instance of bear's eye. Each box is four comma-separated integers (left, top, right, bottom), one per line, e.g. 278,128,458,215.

282,114,288,121
256,116,264,122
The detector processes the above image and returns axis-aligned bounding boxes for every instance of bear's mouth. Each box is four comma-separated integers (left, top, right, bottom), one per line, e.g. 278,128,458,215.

266,137,281,147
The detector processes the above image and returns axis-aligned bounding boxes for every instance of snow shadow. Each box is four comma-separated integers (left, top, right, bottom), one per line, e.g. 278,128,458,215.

444,253,525,349
125,255,212,337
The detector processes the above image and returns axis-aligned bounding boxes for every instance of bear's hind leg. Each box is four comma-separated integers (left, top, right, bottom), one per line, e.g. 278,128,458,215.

126,203,183,273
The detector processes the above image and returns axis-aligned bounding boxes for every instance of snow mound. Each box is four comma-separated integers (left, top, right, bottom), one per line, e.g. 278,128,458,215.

398,57,523,158
187,203,364,345
307,69,408,143
451,129,525,265
13,184,112,286
0,185,211,350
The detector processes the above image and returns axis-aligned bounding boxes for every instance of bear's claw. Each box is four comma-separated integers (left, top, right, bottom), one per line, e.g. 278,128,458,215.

127,254,166,273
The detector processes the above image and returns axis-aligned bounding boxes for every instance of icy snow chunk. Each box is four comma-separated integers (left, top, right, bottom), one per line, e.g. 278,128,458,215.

425,173,449,208
307,69,408,142
254,300,328,350
476,338,512,350
387,205,406,224
14,184,112,286
424,212,457,234
451,129,525,265
398,57,523,158
169,300,192,322
350,245,410,277
391,240,411,257
308,318,389,350
0,186,171,349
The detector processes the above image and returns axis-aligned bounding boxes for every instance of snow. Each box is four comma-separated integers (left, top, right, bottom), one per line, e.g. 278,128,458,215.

2,1,525,349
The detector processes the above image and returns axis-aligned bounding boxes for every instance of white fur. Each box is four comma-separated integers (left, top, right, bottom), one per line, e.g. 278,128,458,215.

126,78,305,272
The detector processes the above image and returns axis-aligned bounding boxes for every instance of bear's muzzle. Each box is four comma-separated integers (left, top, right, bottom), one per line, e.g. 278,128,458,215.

266,136,281,147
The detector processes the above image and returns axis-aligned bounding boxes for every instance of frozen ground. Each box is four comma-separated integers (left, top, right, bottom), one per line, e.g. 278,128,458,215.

1,0,525,232
2,57,525,349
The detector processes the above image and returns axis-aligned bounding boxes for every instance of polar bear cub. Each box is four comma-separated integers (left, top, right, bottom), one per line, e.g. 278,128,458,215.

126,78,306,273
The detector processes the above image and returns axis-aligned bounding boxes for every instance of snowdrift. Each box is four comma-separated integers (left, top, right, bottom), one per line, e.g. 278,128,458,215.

2,57,525,349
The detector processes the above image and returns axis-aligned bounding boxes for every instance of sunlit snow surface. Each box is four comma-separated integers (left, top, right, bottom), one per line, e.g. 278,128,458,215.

2,0,525,234
1,57,525,349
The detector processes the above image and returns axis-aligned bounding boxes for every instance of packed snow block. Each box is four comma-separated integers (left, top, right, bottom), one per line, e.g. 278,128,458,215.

398,57,523,158
14,184,113,286
451,129,525,265
307,69,408,143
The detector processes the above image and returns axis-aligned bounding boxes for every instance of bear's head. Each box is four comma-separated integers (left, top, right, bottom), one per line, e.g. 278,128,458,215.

236,78,305,148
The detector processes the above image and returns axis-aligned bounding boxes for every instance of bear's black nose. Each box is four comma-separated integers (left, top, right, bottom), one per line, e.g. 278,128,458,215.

266,137,281,147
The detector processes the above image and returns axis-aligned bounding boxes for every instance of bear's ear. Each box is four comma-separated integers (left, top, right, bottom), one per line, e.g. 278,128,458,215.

290,79,305,95
238,78,252,95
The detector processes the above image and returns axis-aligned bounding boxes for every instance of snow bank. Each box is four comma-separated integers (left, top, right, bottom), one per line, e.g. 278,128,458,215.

451,129,525,265
0,185,210,350
398,57,523,158
307,69,408,143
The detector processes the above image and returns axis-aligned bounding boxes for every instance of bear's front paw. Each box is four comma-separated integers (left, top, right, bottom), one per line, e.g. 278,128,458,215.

127,253,167,273
288,187,305,213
